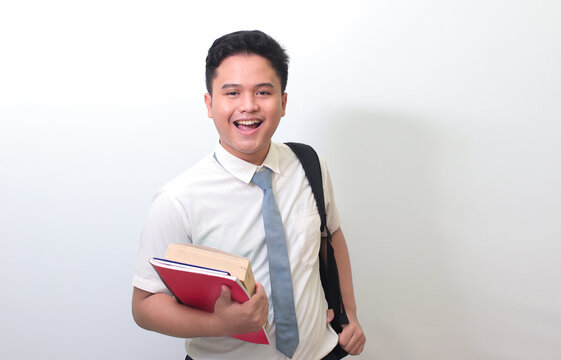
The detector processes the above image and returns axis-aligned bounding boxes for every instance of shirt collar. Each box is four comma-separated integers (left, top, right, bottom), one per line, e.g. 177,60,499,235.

214,142,281,184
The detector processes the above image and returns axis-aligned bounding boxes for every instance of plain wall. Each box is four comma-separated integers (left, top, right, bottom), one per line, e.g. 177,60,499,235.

1,1,560,359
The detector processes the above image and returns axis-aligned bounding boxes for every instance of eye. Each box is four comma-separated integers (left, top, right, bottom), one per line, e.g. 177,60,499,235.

225,91,239,96
256,91,271,96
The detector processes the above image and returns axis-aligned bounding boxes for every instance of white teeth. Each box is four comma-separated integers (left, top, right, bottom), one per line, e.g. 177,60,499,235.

236,120,260,125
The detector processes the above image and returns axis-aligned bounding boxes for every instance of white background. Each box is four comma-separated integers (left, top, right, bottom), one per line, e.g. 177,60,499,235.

1,1,560,359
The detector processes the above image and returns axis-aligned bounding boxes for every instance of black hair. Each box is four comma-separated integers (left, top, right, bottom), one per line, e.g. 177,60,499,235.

205,30,289,94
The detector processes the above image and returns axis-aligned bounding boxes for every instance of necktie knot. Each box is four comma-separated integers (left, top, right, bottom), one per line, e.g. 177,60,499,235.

252,167,273,191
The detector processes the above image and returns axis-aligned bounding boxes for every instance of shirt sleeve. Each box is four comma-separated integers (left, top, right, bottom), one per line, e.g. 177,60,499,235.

132,188,192,294
319,156,342,235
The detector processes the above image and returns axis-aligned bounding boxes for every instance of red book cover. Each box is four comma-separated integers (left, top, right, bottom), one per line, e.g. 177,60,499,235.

150,258,269,345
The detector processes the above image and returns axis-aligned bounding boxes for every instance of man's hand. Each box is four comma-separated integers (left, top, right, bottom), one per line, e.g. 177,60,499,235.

326,309,365,355
337,317,366,355
212,282,269,335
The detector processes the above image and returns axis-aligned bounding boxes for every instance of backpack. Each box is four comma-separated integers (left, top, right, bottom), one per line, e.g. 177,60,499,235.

285,142,349,359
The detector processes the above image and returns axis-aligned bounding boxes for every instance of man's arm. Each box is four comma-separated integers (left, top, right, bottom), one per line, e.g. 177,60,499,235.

132,283,269,338
330,228,366,355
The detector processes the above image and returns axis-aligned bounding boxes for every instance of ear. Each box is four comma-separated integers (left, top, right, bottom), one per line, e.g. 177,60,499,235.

281,92,288,117
204,93,213,118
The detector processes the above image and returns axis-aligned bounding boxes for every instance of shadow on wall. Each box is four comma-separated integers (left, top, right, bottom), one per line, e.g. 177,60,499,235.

315,108,472,360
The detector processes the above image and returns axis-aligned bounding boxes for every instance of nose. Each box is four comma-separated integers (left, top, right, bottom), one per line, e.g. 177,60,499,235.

239,93,259,113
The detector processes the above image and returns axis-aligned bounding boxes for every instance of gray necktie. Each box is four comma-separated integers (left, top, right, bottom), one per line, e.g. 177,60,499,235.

252,167,299,358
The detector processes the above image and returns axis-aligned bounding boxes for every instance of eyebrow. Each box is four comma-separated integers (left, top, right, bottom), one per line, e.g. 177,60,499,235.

220,82,276,89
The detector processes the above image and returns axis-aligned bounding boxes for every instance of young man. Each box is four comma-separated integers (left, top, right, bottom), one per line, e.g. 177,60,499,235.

132,30,365,359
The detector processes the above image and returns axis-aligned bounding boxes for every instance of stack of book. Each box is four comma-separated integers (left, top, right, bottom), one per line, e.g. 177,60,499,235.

150,243,269,344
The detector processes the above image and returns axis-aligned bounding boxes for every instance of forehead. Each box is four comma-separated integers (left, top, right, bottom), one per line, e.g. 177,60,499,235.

213,54,280,86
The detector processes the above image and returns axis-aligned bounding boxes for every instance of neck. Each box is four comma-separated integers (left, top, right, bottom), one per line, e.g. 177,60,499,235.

219,141,271,166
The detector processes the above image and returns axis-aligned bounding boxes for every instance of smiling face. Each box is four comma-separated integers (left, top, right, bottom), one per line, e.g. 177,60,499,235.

204,54,287,165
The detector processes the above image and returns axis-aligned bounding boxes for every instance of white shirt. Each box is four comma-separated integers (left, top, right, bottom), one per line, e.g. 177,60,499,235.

133,142,340,360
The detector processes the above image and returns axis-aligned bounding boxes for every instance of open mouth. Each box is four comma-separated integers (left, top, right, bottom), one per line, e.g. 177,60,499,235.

234,119,263,131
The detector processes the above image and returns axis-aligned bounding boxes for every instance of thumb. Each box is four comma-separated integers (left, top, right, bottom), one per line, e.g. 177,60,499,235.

214,285,232,310
219,285,232,299
326,309,334,324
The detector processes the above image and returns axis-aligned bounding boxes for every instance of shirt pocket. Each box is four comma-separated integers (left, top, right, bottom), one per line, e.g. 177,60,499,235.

291,207,322,268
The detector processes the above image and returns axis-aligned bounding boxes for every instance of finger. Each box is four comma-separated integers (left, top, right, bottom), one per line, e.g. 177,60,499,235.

347,337,365,355
245,283,269,328
250,283,266,305
221,284,232,297
340,334,358,354
254,282,268,297
338,324,351,346
217,285,232,304
338,325,357,351
339,325,365,355
326,309,334,323
214,285,233,313
246,283,268,316
343,333,359,355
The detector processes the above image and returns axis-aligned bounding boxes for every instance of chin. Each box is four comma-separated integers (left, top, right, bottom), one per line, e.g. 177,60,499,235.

233,140,268,153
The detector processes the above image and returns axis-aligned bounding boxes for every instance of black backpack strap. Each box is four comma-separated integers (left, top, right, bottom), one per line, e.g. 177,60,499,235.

285,142,349,358
285,142,328,233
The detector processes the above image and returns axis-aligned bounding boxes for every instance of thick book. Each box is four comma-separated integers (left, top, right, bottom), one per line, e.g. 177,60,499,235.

150,247,269,345
165,243,256,295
